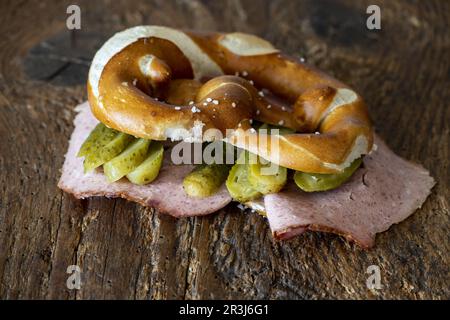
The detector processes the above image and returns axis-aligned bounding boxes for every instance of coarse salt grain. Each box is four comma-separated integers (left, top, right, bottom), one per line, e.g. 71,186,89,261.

132,78,138,86
242,71,248,77
212,99,219,105
267,104,272,109
231,102,237,108
189,101,194,105
174,106,181,110
278,120,285,126
258,91,264,97
191,106,201,113
206,98,212,102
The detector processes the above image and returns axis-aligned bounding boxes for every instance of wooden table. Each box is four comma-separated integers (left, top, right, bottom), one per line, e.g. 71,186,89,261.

0,0,448,299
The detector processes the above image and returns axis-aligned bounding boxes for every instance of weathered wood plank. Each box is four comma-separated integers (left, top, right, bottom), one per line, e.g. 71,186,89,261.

0,0,448,299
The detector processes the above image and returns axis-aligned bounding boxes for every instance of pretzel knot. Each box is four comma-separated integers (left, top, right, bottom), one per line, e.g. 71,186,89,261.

88,26,373,174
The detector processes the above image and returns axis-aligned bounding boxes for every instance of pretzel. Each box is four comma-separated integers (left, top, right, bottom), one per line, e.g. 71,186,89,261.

88,26,373,174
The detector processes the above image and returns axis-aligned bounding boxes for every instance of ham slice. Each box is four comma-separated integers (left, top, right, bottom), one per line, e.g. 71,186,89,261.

263,136,435,248
58,102,232,217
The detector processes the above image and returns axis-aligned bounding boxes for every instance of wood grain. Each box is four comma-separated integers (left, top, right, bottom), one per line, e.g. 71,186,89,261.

0,0,448,299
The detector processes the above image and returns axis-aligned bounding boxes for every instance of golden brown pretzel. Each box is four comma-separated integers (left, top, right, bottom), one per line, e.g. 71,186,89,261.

88,26,373,173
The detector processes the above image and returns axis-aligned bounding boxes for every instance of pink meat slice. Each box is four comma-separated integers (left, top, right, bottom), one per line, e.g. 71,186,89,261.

58,102,232,217
264,135,435,248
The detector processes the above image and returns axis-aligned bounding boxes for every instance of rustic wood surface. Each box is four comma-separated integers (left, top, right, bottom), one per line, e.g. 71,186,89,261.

0,0,448,299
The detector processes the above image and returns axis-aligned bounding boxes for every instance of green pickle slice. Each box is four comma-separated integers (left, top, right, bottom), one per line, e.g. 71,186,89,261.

77,123,118,157
126,142,164,185
83,133,134,173
258,123,295,135
226,152,262,202
294,158,363,192
103,138,151,182
248,159,287,194
183,164,231,198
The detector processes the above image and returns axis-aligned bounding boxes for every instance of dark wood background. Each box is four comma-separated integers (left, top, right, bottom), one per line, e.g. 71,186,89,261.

0,0,448,299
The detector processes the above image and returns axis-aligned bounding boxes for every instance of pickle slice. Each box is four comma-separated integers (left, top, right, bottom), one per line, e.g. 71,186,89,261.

294,158,362,192
258,123,295,135
77,123,118,157
126,142,164,185
83,133,134,173
226,152,262,202
103,138,151,182
183,164,231,198
248,159,287,194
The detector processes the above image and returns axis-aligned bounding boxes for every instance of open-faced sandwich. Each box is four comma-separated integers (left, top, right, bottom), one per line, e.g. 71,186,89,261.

58,26,435,248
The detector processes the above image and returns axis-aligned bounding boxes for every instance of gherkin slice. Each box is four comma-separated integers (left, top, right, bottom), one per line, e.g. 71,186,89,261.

258,123,295,135
183,163,231,198
226,152,262,202
103,138,151,182
294,158,362,192
83,133,134,173
126,142,164,185
248,159,287,194
77,123,118,157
